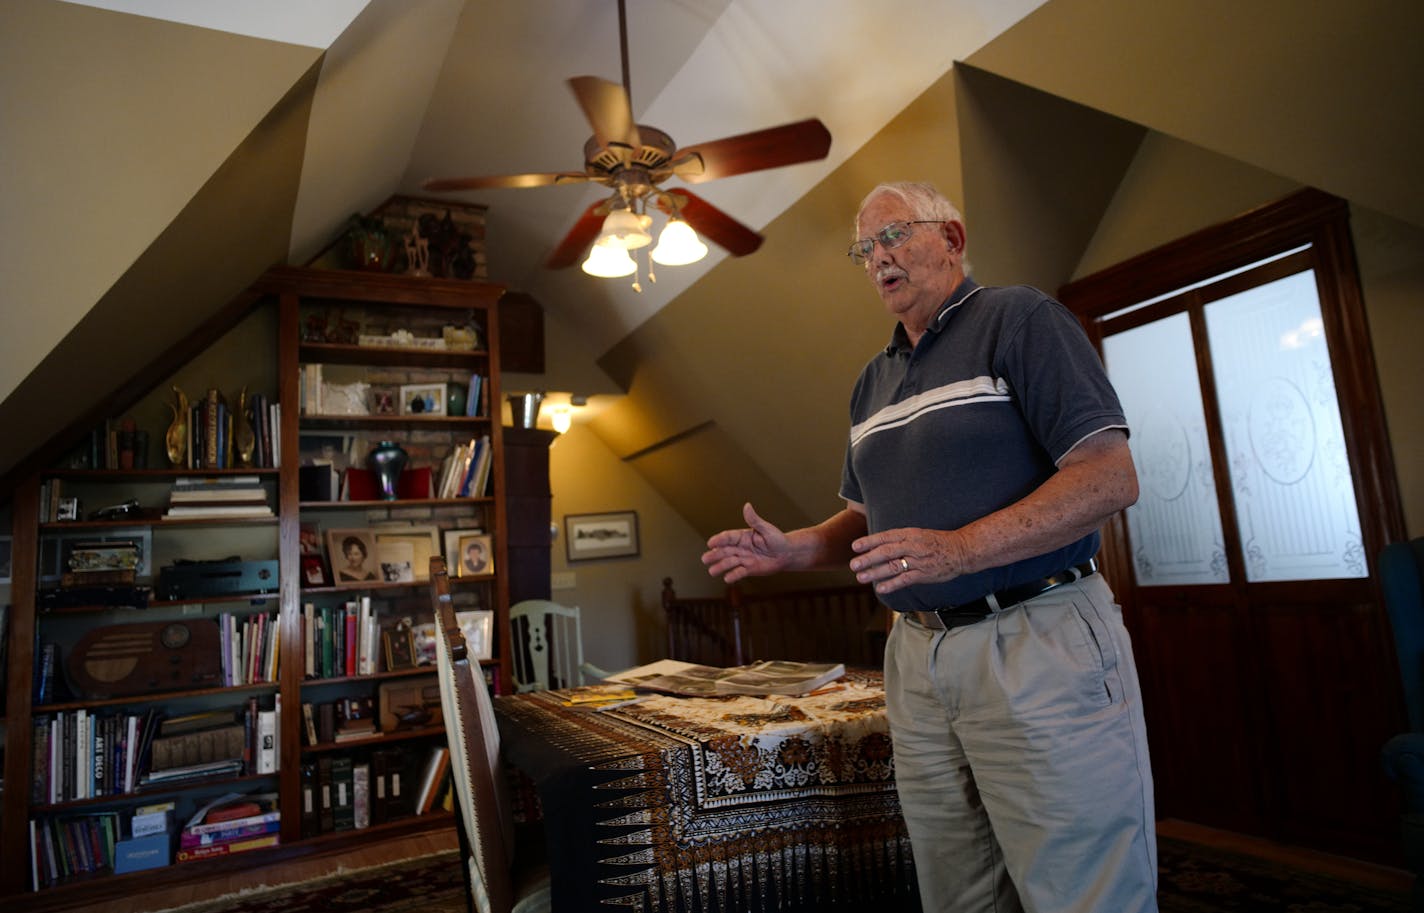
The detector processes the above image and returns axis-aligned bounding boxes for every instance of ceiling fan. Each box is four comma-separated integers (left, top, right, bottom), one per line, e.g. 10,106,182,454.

421,0,831,275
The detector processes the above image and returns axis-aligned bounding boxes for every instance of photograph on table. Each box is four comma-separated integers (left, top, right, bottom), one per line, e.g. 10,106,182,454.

565,511,639,562
326,528,380,583
373,525,440,581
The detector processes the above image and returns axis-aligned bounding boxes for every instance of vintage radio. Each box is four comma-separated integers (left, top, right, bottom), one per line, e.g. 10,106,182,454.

68,619,223,698
157,558,278,600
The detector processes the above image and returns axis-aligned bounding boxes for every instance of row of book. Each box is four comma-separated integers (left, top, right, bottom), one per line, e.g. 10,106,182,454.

182,388,281,471
436,434,493,498
218,610,280,686
29,699,279,805
29,810,121,889
299,745,450,837
164,474,274,520
303,598,381,679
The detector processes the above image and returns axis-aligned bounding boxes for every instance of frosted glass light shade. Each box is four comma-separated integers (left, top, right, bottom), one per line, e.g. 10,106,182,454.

651,219,708,265
598,209,652,249
581,242,636,277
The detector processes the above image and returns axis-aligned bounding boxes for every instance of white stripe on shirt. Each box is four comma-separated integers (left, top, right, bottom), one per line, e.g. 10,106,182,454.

849,376,1011,448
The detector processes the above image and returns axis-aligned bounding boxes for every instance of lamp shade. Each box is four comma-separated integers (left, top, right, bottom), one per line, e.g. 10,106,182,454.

599,209,652,250
651,218,708,266
581,242,637,277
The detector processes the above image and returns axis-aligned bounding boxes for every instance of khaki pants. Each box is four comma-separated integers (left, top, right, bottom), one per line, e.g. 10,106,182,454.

884,573,1158,912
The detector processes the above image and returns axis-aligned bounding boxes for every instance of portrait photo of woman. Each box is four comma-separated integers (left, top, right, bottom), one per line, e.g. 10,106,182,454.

326,529,379,583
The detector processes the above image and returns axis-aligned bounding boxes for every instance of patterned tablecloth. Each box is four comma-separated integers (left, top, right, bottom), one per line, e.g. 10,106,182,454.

494,669,920,913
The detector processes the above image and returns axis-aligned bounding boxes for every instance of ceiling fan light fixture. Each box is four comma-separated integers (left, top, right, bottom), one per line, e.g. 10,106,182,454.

651,218,708,266
598,208,652,249
581,242,637,277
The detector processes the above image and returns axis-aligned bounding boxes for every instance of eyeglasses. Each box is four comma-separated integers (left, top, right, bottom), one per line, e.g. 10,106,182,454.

847,220,943,266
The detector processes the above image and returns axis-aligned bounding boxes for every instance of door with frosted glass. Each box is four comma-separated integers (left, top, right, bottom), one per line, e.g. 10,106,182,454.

1066,196,1405,863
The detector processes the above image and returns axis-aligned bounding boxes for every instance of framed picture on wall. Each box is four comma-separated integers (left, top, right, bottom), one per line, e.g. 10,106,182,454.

564,511,640,562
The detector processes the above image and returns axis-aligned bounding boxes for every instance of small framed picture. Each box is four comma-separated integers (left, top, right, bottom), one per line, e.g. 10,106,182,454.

300,554,329,587
370,385,398,415
373,525,441,581
565,511,640,562
326,528,380,584
444,528,492,578
456,609,494,661
382,624,415,671
399,382,447,416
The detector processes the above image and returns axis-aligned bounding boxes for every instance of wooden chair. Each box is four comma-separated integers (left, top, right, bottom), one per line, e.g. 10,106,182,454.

430,557,550,913
508,599,609,692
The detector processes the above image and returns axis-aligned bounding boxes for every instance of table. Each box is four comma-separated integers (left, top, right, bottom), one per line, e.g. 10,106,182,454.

494,669,921,912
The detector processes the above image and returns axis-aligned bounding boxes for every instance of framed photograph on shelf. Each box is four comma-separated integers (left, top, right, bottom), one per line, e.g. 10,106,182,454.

381,623,416,671
300,554,329,587
326,528,380,584
444,528,492,577
455,609,494,661
373,524,441,581
399,382,447,416
565,511,640,562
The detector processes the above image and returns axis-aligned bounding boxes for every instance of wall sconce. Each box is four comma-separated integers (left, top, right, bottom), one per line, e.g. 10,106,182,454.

551,405,572,434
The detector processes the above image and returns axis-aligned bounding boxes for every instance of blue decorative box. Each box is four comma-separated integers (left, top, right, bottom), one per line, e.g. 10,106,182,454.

114,832,171,874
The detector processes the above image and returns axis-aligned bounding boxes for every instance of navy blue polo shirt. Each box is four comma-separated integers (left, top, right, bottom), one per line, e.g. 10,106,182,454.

839,278,1128,613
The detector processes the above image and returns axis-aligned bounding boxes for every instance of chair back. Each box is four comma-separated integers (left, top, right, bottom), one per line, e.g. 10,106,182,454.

508,599,590,692
1381,538,1424,732
430,556,514,913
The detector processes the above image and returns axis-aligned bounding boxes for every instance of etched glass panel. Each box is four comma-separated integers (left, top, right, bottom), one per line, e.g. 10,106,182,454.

1204,271,1366,581
1103,313,1229,585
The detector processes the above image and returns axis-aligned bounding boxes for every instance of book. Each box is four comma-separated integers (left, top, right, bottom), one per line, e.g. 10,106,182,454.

175,833,279,862
184,793,279,835
178,817,280,849
611,659,846,697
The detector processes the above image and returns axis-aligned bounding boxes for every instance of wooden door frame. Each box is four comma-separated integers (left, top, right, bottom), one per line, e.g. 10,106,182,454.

1059,188,1409,859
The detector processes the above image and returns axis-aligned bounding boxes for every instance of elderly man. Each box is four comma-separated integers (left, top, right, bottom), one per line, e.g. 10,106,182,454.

704,182,1157,912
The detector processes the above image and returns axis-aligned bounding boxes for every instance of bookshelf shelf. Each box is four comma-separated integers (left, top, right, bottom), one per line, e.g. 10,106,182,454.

30,772,278,814
302,724,445,753
300,341,490,368
35,681,279,713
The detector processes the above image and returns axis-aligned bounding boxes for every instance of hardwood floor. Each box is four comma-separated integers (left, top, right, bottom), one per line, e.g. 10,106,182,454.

27,819,1413,912
1156,818,1414,894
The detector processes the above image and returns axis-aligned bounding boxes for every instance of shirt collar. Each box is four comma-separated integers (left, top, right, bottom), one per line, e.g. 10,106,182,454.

883,277,981,356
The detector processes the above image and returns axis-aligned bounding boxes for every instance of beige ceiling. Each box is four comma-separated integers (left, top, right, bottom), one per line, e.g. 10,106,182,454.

2,0,1421,532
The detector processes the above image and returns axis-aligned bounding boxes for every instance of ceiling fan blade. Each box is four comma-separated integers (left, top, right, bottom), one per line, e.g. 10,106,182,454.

423,171,588,192
659,190,762,257
569,76,641,155
545,200,611,269
671,118,831,184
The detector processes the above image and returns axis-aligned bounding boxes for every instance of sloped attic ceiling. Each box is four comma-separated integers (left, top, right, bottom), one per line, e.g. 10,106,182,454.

0,0,1051,486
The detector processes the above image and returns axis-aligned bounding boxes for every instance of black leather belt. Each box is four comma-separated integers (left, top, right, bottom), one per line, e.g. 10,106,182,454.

907,559,1098,631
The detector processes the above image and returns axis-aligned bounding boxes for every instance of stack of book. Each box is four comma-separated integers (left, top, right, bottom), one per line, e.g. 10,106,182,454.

176,792,280,862
163,475,273,520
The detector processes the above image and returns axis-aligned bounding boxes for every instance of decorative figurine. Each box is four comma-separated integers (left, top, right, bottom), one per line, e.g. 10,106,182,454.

235,386,256,467
166,386,189,467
